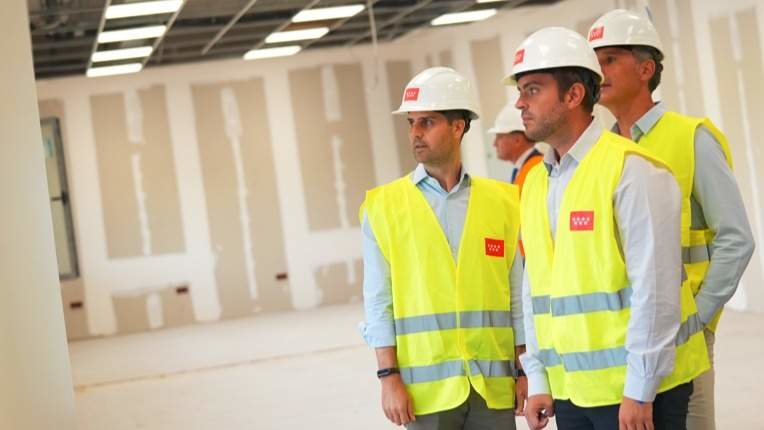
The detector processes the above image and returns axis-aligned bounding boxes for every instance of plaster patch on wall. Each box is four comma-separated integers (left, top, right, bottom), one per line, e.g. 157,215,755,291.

315,259,363,305
221,87,258,301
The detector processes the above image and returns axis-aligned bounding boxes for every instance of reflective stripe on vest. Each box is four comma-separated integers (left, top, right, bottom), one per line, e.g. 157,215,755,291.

682,244,710,264
401,359,517,384
531,287,632,316
537,312,704,370
394,310,512,335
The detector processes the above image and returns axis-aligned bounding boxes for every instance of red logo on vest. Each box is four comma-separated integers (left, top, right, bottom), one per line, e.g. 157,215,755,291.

404,87,420,101
570,211,595,231
588,26,604,41
485,238,505,257
514,49,525,65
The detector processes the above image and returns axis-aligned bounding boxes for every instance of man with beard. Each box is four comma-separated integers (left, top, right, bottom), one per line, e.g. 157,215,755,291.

507,27,708,430
359,67,527,429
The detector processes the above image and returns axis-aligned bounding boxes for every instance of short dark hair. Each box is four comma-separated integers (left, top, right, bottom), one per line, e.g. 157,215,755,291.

630,46,664,92
515,67,601,113
440,109,472,135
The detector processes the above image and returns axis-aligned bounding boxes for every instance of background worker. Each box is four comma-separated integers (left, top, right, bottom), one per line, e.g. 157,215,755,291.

588,10,755,430
507,27,709,430
488,103,543,191
359,66,527,429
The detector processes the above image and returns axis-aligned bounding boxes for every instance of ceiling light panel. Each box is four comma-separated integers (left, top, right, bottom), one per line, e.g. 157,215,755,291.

243,46,302,60
86,63,143,78
265,27,330,44
105,0,182,19
97,25,167,43
92,46,154,62
431,9,497,26
292,5,365,23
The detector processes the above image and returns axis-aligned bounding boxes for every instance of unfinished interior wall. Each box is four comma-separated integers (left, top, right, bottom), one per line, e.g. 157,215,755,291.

288,63,377,232
90,86,185,259
470,36,509,179
34,0,764,339
192,79,291,318
385,60,415,176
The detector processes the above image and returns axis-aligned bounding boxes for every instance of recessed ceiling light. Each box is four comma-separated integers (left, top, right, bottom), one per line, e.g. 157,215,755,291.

92,46,154,62
105,0,182,19
86,63,143,78
431,9,498,26
243,46,302,60
292,5,365,23
265,27,330,44
98,25,167,43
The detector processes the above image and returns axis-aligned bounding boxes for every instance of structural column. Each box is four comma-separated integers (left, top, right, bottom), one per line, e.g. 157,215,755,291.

0,1,77,429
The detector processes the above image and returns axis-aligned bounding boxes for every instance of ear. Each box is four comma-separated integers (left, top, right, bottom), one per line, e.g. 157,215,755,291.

638,59,656,85
564,82,586,109
451,118,466,137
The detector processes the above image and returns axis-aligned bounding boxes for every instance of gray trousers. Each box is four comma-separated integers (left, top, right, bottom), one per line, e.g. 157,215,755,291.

406,387,517,430
687,329,716,430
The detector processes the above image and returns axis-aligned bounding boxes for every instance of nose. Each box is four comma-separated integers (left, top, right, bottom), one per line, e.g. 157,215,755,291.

514,96,526,111
409,122,423,141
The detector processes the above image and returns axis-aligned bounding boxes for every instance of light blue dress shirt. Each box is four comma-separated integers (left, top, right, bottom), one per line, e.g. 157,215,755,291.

520,119,683,402
613,102,755,324
359,163,525,348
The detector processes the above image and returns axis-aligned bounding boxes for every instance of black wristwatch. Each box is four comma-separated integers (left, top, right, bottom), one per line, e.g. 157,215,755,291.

377,367,400,379
515,368,526,378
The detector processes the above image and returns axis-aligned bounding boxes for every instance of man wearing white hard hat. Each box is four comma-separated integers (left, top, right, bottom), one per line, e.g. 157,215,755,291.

587,10,755,430
506,27,707,430
489,103,543,192
359,66,527,429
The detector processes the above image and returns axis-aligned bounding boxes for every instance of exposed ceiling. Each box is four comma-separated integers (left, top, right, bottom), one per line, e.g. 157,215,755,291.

29,0,559,80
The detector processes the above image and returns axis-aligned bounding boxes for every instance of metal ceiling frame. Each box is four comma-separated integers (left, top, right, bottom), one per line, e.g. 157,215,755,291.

85,0,111,70
143,0,190,66
29,0,553,79
200,0,259,55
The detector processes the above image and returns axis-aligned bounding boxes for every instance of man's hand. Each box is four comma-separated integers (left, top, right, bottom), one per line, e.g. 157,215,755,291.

525,394,554,430
380,374,415,426
618,397,653,430
514,376,528,416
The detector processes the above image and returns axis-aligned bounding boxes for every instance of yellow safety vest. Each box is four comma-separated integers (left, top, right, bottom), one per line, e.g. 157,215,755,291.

362,175,521,415
521,130,709,407
637,112,734,331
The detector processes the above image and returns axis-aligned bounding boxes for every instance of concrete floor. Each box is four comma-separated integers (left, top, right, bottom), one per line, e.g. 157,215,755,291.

70,304,764,429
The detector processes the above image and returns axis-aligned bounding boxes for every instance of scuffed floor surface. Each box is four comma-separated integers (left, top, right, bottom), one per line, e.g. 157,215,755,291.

71,304,763,430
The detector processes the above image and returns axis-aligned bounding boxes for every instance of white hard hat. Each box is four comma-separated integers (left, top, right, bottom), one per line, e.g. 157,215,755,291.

393,67,480,119
588,9,664,55
503,26,603,85
487,103,524,134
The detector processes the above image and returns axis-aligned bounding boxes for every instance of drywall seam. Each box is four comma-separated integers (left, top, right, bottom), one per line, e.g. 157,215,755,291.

221,87,258,301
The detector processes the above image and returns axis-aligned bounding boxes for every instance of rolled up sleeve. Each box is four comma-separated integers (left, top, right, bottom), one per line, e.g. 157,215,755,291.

359,212,396,348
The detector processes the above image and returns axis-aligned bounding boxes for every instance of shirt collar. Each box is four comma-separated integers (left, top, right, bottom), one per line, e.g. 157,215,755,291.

411,163,470,190
611,101,667,141
543,117,603,171
515,146,539,169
